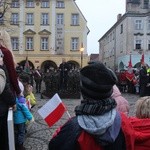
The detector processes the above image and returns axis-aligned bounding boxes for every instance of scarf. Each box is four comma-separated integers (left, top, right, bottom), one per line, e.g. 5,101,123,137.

94,111,121,146
75,97,117,116
77,109,116,135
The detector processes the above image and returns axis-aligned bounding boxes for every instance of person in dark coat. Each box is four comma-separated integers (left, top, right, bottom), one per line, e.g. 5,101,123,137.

0,30,21,150
0,55,16,150
34,66,43,93
59,58,70,91
139,64,149,97
48,61,127,150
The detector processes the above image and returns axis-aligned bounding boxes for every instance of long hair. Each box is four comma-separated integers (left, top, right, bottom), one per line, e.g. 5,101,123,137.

135,96,150,119
0,29,12,51
0,29,16,66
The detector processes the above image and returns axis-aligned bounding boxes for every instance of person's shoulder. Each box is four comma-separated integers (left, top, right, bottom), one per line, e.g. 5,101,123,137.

0,67,6,79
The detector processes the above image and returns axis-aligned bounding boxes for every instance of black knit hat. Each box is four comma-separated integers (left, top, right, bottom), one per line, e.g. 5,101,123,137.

80,61,118,99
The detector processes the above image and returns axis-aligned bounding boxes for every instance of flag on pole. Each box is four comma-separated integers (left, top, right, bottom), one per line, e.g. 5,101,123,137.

38,93,66,127
24,56,30,73
126,54,134,81
141,53,144,65
128,54,132,68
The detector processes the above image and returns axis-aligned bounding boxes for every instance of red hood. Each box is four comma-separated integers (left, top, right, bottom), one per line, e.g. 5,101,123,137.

121,113,150,150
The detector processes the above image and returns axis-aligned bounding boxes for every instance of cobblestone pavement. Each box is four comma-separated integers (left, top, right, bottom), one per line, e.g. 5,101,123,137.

24,93,139,150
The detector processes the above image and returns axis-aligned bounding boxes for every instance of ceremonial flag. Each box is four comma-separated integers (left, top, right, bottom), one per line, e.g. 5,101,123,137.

38,93,67,127
126,54,134,81
128,54,132,68
141,53,144,65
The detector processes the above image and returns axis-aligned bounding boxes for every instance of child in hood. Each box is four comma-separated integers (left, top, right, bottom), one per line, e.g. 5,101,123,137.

111,85,129,115
13,81,33,150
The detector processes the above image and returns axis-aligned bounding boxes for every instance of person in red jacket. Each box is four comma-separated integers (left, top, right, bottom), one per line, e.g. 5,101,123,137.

122,96,150,150
48,61,126,150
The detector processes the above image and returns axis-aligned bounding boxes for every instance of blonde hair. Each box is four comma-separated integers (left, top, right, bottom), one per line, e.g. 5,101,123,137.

0,29,16,66
0,29,12,51
135,96,150,119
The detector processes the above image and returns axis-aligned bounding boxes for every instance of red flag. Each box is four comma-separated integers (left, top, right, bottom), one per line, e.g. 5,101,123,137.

38,93,66,127
126,54,134,81
125,71,134,81
141,54,144,65
128,54,132,68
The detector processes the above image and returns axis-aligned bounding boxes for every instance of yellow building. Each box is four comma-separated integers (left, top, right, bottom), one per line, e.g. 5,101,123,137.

1,0,89,71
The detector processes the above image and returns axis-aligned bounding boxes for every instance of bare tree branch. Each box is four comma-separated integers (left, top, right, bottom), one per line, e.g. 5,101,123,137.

0,1,9,18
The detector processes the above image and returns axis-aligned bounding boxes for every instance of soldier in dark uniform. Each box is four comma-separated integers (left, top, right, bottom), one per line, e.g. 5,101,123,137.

34,66,43,93
59,58,70,91
139,64,149,97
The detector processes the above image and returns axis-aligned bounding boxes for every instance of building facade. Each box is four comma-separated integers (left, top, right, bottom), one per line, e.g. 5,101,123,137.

98,0,150,71
0,0,89,71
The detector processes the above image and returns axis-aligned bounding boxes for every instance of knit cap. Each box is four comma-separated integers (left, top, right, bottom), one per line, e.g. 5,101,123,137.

80,61,118,99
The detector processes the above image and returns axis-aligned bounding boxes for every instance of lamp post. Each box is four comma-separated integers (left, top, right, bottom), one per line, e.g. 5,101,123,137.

80,44,84,68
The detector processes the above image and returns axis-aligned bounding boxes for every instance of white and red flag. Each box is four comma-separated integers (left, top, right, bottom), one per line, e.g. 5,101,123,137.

38,93,67,127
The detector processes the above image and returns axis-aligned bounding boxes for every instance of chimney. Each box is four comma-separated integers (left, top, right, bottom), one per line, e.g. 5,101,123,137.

117,14,122,21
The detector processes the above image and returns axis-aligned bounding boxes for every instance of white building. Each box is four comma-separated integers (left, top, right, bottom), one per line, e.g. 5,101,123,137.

98,0,150,71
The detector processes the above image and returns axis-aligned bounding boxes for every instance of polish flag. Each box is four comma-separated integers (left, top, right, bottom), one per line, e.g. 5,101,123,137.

38,93,66,127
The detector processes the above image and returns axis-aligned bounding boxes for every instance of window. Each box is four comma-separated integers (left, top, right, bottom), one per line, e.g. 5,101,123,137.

148,20,150,30
41,37,48,50
26,13,34,25
110,33,112,42
26,37,33,50
56,14,64,25
135,40,142,49
71,38,79,50
11,13,19,24
41,13,49,25
143,0,149,9
0,13,4,24
26,0,34,8
11,0,19,7
41,0,49,8
56,1,65,8
120,24,123,34
11,37,19,50
148,40,150,50
71,14,79,25
135,20,142,30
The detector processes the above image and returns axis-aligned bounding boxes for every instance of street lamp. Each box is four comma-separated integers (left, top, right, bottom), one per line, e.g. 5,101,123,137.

80,43,84,68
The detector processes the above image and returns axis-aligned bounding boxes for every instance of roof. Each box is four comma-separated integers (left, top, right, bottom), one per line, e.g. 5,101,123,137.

90,54,99,61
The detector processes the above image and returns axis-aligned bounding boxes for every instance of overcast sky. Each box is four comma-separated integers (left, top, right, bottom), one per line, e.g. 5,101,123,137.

75,0,126,55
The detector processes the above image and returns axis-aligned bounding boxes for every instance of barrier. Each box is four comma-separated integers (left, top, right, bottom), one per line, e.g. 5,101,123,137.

7,108,15,150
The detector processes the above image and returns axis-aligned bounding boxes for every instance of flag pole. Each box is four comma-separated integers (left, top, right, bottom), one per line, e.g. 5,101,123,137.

66,111,71,119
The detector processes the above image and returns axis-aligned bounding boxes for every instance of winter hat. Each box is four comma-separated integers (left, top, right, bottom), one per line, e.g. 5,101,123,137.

18,96,26,103
80,61,118,99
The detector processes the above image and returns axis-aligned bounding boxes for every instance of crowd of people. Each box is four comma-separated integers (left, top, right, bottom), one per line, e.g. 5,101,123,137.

117,63,150,97
1,28,150,150
48,61,150,150
0,30,36,150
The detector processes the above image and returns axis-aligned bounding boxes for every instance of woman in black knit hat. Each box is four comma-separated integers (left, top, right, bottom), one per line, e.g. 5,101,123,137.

48,61,126,150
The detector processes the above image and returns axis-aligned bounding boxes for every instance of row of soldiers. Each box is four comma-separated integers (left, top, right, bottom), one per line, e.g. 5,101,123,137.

17,65,80,94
